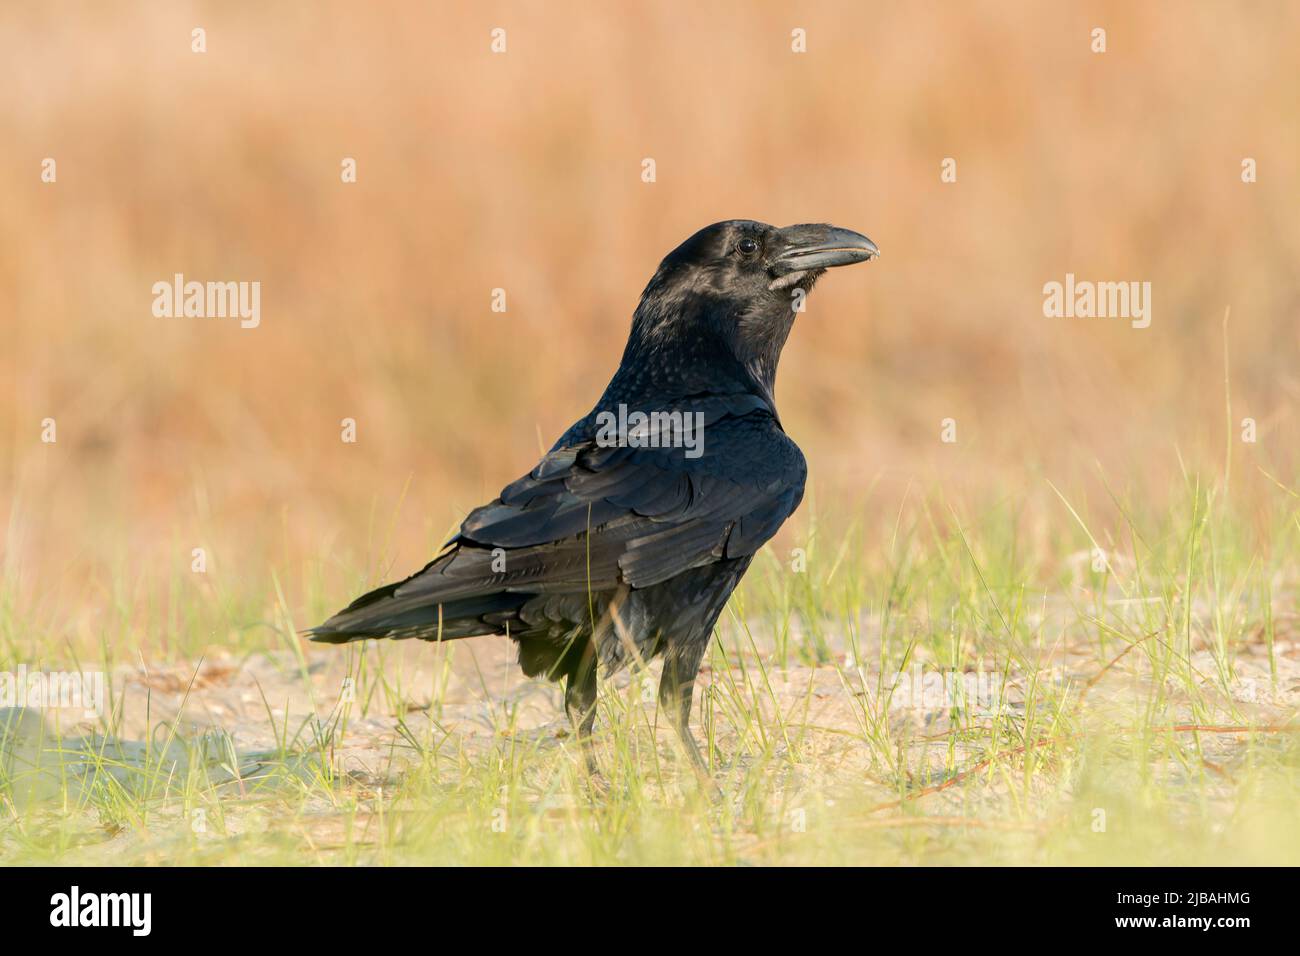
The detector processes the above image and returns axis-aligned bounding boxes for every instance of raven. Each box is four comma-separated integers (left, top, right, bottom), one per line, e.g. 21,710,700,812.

310,220,878,771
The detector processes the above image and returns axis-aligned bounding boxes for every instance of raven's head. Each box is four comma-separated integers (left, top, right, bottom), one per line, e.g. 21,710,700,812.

652,218,878,297
624,220,878,403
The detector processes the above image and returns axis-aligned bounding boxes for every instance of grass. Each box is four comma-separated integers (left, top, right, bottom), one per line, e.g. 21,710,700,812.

1,465,1296,866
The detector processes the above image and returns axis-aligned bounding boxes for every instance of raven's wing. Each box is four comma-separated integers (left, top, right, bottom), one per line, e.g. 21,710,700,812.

459,406,806,588
309,397,805,639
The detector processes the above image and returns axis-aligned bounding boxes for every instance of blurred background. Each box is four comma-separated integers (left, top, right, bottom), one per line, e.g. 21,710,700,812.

2,1,1297,654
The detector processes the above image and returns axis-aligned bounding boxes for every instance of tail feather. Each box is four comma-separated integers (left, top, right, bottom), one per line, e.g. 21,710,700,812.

307,590,527,644
308,534,621,645
307,547,531,643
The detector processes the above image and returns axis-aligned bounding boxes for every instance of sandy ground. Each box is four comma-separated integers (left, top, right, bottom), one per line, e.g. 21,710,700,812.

5,621,1297,819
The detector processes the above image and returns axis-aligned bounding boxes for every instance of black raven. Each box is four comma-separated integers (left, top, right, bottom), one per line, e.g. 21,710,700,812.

310,220,878,771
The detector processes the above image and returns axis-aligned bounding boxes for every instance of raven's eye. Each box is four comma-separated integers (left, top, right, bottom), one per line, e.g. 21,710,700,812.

736,237,759,256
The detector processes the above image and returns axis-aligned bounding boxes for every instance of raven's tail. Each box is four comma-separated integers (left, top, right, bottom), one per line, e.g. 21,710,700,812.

305,545,529,644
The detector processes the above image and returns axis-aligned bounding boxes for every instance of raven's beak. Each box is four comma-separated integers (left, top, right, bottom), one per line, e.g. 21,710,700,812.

770,223,879,276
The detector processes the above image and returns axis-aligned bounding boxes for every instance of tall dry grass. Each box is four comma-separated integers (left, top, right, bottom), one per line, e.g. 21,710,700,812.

1,1,1296,655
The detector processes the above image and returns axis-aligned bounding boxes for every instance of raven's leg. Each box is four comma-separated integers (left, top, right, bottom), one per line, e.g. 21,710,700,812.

657,640,711,775
563,638,601,780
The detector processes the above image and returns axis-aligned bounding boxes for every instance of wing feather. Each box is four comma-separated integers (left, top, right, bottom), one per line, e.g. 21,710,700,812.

311,404,805,639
